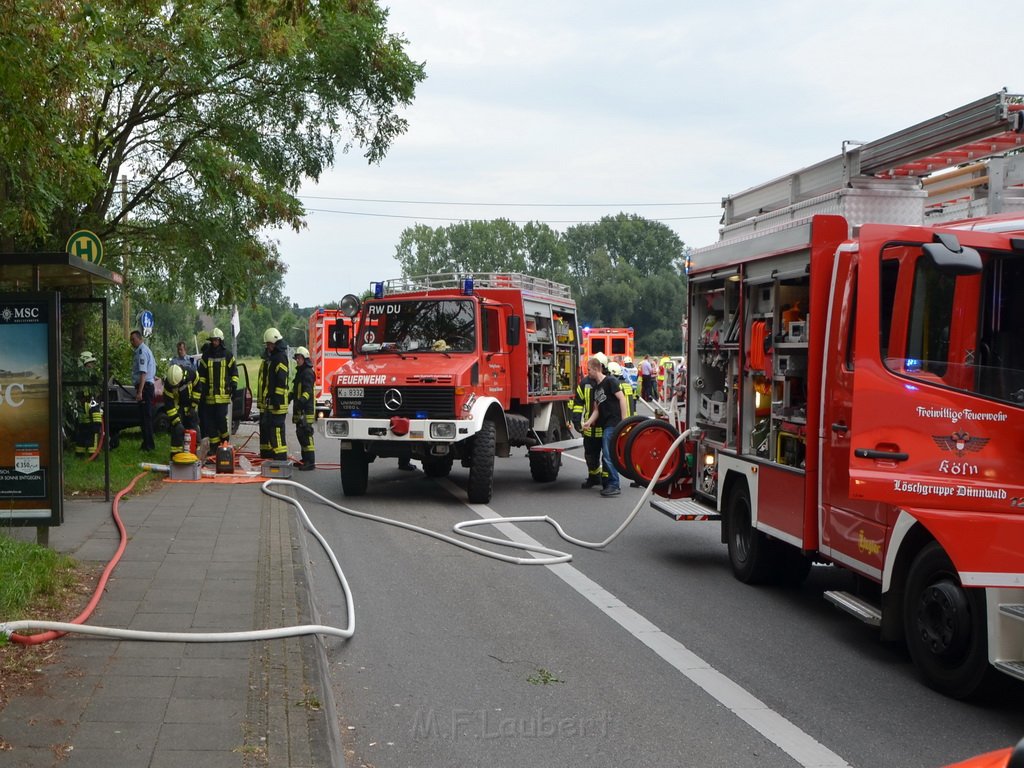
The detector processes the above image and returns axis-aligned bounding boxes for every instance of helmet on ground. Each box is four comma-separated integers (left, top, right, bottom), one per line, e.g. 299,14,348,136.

263,327,283,344
166,364,184,387
607,361,623,376
79,351,96,367
594,351,609,367
209,328,225,341
294,346,310,359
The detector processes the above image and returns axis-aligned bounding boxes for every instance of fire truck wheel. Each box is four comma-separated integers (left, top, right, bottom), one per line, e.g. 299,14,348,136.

606,416,648,482
422,456,453,478
725,484,775,584
903,541,991,699
340,446,369,496
529,451,560,482
622,419,686,489
467,419,496,503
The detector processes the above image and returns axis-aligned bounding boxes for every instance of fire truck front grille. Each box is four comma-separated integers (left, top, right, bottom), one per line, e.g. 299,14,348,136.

336,387,456,419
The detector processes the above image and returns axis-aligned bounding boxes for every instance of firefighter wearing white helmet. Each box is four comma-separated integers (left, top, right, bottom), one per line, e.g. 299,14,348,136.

620,355,639,387
290,345,316,470
197,327,238,453
258,327,289,460
162,363,199,458
74,351,103,457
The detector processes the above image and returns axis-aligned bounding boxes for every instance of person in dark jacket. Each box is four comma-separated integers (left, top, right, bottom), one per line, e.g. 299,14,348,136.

196,328,238,455
290,346,316,470
570,352,608,488
258,327,290,461
163,363,200,459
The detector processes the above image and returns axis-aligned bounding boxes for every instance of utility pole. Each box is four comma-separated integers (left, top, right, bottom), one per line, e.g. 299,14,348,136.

120,175,131,336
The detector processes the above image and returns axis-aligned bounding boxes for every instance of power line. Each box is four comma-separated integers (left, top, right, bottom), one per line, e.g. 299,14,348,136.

299,194,719,207
303,207,721,224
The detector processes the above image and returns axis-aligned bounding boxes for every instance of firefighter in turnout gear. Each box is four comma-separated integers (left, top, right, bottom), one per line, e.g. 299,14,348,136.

74,351,103,457
163,364,200,459
259,327,290,460
291,346,316,471
571,351,609,488
197,328,238,454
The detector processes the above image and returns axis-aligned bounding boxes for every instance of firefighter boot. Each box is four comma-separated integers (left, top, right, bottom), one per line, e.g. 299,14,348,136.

298,452,316,471
581,474,601,489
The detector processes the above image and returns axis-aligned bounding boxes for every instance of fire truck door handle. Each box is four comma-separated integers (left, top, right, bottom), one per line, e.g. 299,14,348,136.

854,447,909,462
831,422,848,434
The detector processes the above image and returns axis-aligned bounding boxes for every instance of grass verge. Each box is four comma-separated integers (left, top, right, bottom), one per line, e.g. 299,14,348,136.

63,427,170,496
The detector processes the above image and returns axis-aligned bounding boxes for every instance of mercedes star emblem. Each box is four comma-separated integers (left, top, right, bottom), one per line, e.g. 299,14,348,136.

384,388,403,411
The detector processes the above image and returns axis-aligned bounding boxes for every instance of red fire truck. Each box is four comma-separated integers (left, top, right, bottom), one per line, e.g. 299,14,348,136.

321,274,581,503
618,91,1024,698
307,308,356,418
581,326,634,365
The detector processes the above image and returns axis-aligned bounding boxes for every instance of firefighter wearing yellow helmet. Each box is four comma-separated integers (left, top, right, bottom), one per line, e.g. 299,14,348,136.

163,363,200,459
258,327,290,460
197,327,239,453
290,345,316,470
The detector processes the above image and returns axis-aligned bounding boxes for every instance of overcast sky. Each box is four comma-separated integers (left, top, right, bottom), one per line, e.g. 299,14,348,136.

273,0,1024,308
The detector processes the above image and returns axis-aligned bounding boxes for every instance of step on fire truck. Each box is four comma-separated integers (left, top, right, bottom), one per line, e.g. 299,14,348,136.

617,90,1024,698
321,273,581,503
307,307,356,418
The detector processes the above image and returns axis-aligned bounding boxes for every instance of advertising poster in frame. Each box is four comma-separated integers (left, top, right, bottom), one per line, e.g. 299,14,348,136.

0,293,62,526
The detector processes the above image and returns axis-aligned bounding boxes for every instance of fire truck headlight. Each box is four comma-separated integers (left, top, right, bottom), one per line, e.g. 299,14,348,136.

325,420,349,438
430,422,456,439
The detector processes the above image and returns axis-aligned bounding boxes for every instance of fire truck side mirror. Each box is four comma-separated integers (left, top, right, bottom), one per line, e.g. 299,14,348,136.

923,234,982,276
506,315,522,346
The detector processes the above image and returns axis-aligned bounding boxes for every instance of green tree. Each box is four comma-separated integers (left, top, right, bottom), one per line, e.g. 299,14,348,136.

564,215,686,350
394,215,687,347
1,0,424,312
395,219,568,282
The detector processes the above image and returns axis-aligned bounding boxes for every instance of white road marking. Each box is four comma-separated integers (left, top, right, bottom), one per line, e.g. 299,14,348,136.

449,486,852,768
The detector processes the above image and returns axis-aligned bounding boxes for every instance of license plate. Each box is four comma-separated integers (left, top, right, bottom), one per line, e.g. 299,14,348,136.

338,387,364,398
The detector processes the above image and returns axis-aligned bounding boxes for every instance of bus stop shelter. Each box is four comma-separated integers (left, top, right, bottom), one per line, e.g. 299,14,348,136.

0,251,123,544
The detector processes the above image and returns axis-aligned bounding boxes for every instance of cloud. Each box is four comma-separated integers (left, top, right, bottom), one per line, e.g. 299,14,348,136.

277,0,1024,306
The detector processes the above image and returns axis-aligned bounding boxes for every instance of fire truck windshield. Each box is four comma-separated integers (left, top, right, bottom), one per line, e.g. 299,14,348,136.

357,299,477,354
879,245,1024,406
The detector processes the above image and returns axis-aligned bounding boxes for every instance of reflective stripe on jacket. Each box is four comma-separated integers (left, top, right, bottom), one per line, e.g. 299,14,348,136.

259,343,290,415
290,361,315,416
198,345,238,405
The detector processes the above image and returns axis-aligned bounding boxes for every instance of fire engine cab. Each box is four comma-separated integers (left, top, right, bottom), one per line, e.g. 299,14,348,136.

619,90,1024,698
307,307,356,418
321,274,580,503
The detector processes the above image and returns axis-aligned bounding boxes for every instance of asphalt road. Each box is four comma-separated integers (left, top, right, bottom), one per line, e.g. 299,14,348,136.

283,432,1024,768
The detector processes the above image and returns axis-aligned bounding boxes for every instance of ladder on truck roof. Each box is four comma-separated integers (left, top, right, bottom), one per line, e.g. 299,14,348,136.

380,273,572,300
720,90,1024,234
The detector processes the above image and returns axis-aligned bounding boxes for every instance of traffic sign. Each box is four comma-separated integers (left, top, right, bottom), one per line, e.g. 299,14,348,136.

66,230,103,265
138,310,154,337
